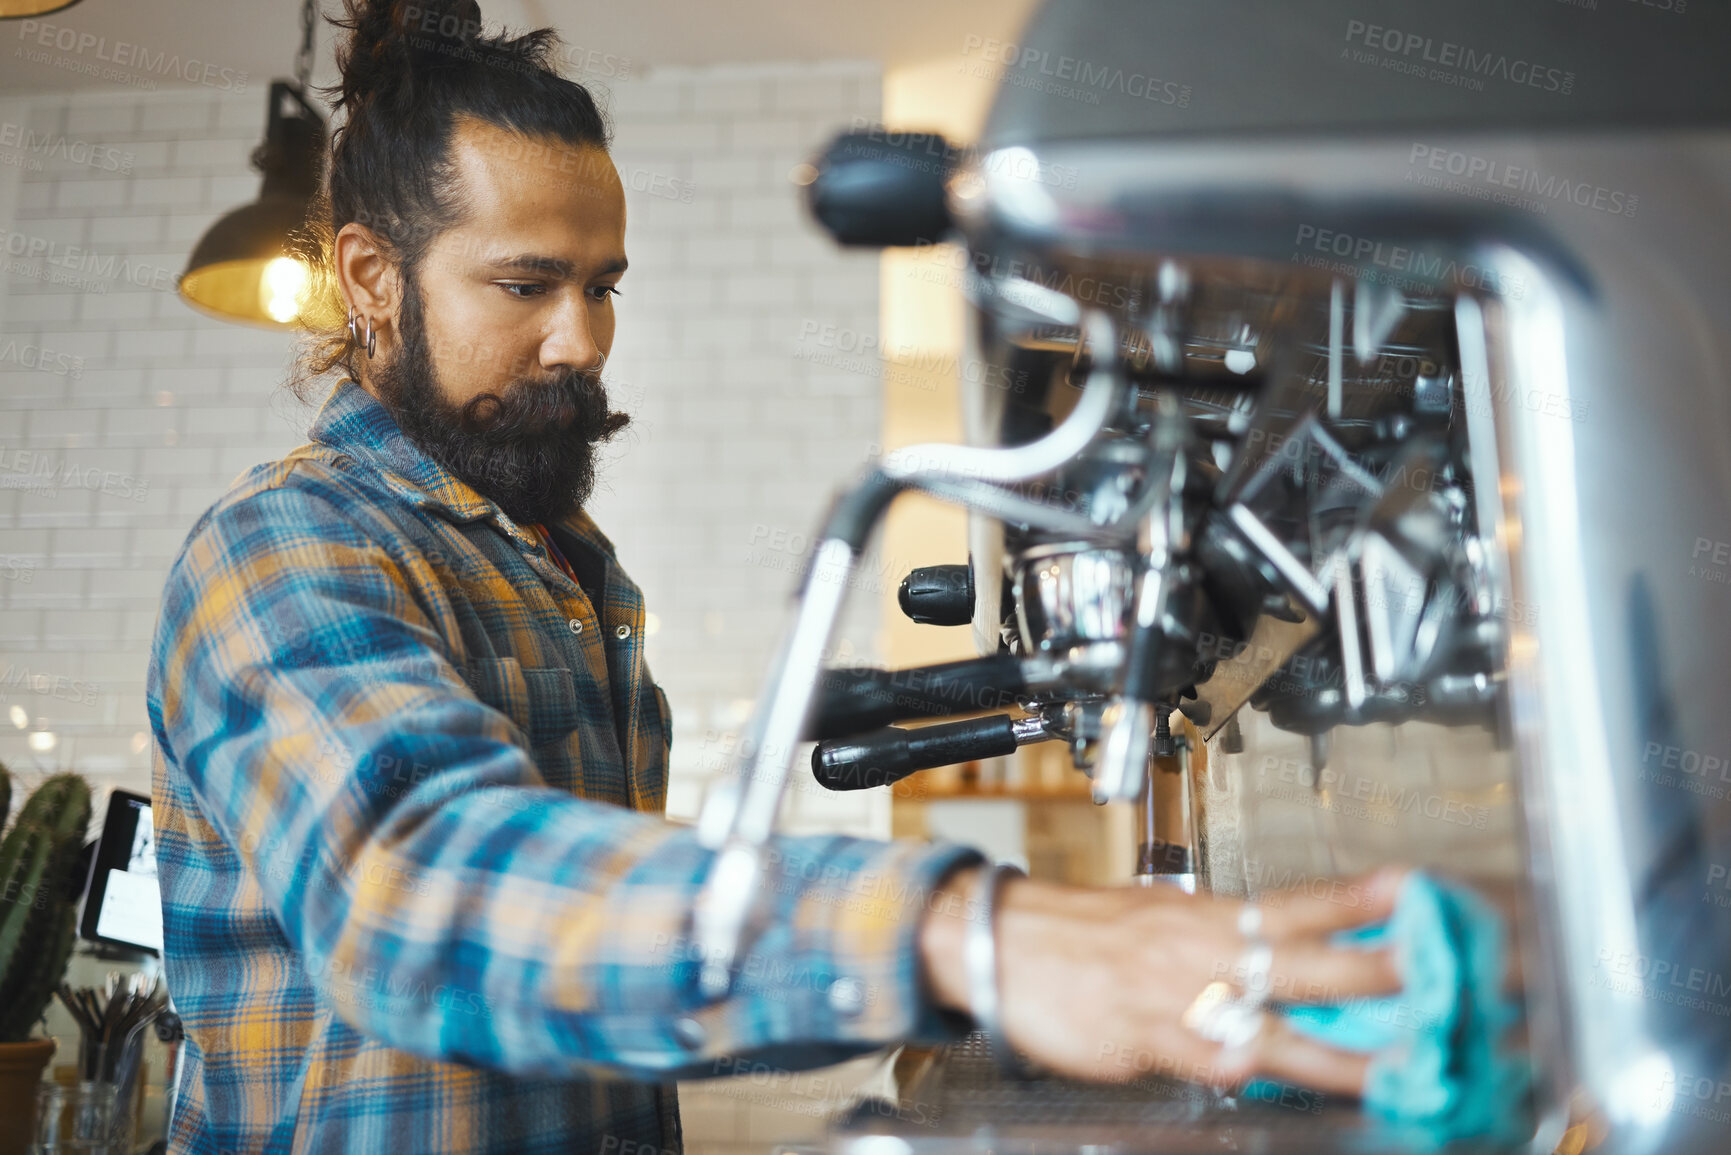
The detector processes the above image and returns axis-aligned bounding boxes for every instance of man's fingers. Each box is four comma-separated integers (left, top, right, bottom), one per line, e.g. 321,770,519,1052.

1225,1016,1372,1099
1262,938,1402,1003
1251,867,1408,939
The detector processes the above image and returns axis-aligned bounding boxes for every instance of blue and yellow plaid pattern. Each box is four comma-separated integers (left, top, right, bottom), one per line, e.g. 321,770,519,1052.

146,376,983,1153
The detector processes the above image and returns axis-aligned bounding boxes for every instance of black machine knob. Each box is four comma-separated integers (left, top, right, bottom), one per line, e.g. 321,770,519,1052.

813,715,1021,791
803,130,956,248
897,564,975,627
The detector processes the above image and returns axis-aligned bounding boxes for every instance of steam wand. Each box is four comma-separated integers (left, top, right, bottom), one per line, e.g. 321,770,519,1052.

689,310,1129,1000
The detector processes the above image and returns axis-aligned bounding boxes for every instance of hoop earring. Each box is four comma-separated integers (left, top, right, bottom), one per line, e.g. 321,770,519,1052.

346,307,377,360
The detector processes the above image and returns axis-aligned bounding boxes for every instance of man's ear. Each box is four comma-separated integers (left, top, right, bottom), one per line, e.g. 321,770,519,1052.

333,222,403,340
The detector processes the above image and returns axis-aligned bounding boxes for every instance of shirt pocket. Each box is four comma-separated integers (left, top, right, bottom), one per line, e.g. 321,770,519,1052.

465,656,583,752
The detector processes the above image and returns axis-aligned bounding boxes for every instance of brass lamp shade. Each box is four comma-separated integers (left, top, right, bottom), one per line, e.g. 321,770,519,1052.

0,0,83,17
178,198,322,329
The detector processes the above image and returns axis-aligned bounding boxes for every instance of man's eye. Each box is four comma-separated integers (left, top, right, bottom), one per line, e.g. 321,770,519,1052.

499,282,546,299
591,285,622,302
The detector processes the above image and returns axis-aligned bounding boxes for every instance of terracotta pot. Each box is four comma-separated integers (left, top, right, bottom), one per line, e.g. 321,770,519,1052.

0,1037,57,1155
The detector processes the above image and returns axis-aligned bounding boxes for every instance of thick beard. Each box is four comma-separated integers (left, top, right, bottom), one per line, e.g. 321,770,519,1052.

367,269,630,526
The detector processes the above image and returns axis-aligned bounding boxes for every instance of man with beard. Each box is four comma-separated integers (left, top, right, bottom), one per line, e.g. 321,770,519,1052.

145,2,1408,1152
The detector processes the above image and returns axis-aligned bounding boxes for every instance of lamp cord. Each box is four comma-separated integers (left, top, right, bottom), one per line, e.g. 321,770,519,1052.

294,0,317,92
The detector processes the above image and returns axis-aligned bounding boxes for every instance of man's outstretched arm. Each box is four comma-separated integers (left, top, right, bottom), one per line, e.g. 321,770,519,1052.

148,480,983,1080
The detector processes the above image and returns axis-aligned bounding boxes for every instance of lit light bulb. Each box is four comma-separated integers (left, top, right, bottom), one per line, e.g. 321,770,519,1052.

8,705,25,729
261,256,311,324
27,731,57,752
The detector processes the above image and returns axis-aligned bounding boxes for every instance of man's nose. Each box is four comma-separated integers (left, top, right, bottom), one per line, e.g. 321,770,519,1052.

539,294,601,373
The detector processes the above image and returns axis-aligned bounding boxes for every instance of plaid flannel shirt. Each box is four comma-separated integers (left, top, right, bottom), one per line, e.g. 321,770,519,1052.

147,376,983,1154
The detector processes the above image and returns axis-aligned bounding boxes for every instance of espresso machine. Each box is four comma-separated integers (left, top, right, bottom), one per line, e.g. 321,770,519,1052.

690,1,1731,1150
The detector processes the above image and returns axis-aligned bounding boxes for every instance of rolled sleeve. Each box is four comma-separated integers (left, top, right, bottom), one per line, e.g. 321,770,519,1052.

592,833,987,1078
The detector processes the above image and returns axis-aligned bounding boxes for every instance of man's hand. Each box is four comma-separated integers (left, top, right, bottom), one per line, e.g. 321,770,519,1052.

917,866,1408,1096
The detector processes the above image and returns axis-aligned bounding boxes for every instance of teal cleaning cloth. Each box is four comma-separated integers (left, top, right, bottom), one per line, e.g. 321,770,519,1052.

1241,872,1531,1145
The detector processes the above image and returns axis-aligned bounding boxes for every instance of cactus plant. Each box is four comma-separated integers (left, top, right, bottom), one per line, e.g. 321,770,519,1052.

0,764,92,1043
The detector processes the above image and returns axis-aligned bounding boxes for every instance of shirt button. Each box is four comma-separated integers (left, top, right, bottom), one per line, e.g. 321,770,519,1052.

568,619,583,635
673,1016,706,1049
828,976,866,1016
615,624,631,639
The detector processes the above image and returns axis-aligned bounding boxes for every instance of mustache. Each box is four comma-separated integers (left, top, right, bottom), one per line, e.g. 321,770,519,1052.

451,369,622,442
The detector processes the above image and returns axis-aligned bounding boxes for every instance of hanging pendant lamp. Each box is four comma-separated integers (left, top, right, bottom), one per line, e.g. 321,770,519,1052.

178,0,336,329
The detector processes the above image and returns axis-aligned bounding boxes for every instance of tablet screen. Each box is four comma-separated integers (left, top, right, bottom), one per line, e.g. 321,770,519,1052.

80,788,162,955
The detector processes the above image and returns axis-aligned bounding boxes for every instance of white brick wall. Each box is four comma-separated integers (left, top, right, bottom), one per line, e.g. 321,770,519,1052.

0,62,888,853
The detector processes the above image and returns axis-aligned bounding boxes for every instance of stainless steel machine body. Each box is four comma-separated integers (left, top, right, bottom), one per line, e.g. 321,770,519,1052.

692,3,1731,1151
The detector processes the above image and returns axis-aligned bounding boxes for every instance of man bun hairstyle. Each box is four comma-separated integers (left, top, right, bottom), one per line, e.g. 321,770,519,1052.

293,0,613,398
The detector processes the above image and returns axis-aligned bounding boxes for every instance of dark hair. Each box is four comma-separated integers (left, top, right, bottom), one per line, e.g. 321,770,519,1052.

291,0,613,400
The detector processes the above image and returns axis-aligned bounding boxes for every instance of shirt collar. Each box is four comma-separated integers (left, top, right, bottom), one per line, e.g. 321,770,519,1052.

307,375,619,561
